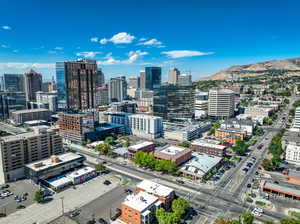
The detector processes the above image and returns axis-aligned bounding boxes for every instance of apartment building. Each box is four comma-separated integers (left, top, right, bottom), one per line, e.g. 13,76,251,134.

215,127,246,145
293,107,300,129
0,126,63,183
129,114,163,139
285,144,300,165
191,139,226,157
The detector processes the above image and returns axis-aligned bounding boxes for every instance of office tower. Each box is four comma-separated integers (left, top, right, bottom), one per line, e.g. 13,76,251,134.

129,76,140,89
208,88,235,119
95,87,109,106
153,85,194,121
10,108,52,124
63,59,98,110
24,69,42,101
0,126,63,183
293,107,300,129
168,68,180,85
2,74,25,92
55,62,66,102
142,67,161,90
97,69,105,87
178,73,192,86
195,92,209,119
0,92,27,119
139,70,146,89
108,76,127,102
36,91,58,112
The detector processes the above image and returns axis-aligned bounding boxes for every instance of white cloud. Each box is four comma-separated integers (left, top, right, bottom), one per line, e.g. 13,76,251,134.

99,32,135,45
137,38,164,48
12,49,19,53
139,38,147,41
48,50,57,54
76,51,101,58
90,37,98,42
54,47,63,50
97,50,148,65
161,50,214,58
99,38,108,44
2,25,11,30
1,44,8,48
0,62,54,69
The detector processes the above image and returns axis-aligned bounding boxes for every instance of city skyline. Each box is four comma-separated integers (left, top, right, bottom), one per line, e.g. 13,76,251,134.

1,0,300,81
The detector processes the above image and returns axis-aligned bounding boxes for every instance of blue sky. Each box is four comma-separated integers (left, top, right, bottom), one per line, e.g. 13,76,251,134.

0,0,300,81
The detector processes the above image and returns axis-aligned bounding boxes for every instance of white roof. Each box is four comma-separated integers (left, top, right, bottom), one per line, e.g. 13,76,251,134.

287,144,300,151
122,191,158,212
180,152,222,177
87,141,104,147
68,167,96,178
159,145,185,156
48,176,72,188
129,141,154,150
137,179,174,197
191,140,226,150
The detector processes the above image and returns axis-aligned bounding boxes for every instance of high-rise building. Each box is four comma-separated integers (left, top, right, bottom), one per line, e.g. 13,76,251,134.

108,76,127,102
143,67,161,90
36,91,58,112
168,68,180,85
55,62,66,102
208,88,235,119
0,126,63,183
178,73,192,86
0,92,27,119
153,85,194,121
64,59,98,110
129,76,140,89
195,92,209,119
140,70,146,89
24,69,42,101
95,87,109,106
96,69,105,87
2,74,25,92
293,107,300,129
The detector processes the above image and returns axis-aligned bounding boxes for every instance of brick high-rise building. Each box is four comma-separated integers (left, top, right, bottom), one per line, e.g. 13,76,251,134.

64,59,98,110
24,69,42,101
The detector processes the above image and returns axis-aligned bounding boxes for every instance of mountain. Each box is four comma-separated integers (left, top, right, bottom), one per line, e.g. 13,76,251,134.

202,57,300,80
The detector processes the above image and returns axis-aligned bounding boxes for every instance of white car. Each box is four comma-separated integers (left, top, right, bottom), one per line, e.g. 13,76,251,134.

254,207,263,213
251,210,262,217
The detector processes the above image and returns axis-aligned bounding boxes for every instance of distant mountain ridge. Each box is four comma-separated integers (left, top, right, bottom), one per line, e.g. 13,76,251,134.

202,57,300,80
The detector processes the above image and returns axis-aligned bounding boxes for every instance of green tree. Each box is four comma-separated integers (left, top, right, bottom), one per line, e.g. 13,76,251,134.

104,136,115,145
95,143,110,155
172,198,190,217
240,213,254,224
33,189,44,203
178,141,191,148
95,163,106,171
232,137,247,155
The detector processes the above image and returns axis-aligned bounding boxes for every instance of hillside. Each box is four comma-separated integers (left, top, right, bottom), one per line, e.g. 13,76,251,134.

202,57,300,80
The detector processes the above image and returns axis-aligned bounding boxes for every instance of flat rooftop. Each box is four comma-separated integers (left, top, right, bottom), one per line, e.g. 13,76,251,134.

157,145,185,156
26,152,84,172
137,179,174,197
122,191,159,212
263,182,300,198
128,141,154,151
191,139,226,150
68,167,96,179
11,108,50,114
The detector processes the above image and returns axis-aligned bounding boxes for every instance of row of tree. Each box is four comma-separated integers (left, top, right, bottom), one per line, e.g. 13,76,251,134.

262,129,284,171
232,137,248,156
156,198,190,224
134,151,177,174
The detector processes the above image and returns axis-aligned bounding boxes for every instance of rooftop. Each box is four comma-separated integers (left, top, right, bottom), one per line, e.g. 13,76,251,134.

191,139,226,150
68,167,96,179
128,141,154,151
137,179,174,197
263,182,300,198
122,191,159,212
157,145,185,156
180,152,222,177
26,152,84,171
11,108,50,114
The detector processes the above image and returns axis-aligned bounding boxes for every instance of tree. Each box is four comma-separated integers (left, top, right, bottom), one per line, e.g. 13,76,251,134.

104,136,115,145
178,141,191,148
232,137,247,155
172,198,190,217
33,189,44,203
95,163,106,171
240,213,254,224
262,159,273,171
95,143,110,155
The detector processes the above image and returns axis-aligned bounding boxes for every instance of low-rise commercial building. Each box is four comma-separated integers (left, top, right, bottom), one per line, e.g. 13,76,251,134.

163,122,211,142
285,144,300,165
191,139,226,157
154,145,192,166
10,108,52,125
0,126,63,183
244,106,272,117
215,127,246,145
180,152,222,180
220,119,254,136
263,181,300,200
128,141,155,160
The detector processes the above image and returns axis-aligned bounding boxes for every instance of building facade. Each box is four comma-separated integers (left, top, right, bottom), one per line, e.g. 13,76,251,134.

178,73,192,86
10,108,51,125
108,76,127,102
293,107,300,129
95,87,109,106
2,74,25,92
195,92,209,119
36,91,58,112
167,68,180,85
143,67,161,90
24,69,42,101
154,145,192,166
208,88,235,119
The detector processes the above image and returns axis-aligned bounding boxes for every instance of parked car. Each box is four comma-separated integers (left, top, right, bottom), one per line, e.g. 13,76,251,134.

103,180,111,185
0,213,6,218
98,218,108,224
124,189,133,194
69,210,80,217
16,205,25,209
176,179,184,185
247,184,251,188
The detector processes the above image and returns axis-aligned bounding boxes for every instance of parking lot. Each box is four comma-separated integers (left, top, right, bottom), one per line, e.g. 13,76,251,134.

0,179,39,216
70,177,137,224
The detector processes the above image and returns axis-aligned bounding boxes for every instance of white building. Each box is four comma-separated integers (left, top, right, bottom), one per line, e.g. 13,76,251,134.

285,144,300,165
36,91,58,112
108,76,127,102
208,88,235,119
293,107,300,129
244,106,272,117
178,73,192,86
129,114,163,139
220,119,254,136
195,92,209,119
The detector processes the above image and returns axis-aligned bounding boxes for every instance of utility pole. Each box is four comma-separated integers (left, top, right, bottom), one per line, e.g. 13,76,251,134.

60,196,65,215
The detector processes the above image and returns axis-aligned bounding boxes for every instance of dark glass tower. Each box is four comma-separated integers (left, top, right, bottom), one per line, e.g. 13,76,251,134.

144,67,161,90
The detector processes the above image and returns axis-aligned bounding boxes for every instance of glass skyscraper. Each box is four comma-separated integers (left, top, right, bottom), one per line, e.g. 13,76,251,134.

55,62,66,102
144,67,161,89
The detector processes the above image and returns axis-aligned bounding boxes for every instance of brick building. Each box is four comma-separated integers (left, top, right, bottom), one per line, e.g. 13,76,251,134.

215,128,246,145
127,141,156,160
191,139,226,157
154,145,192,166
